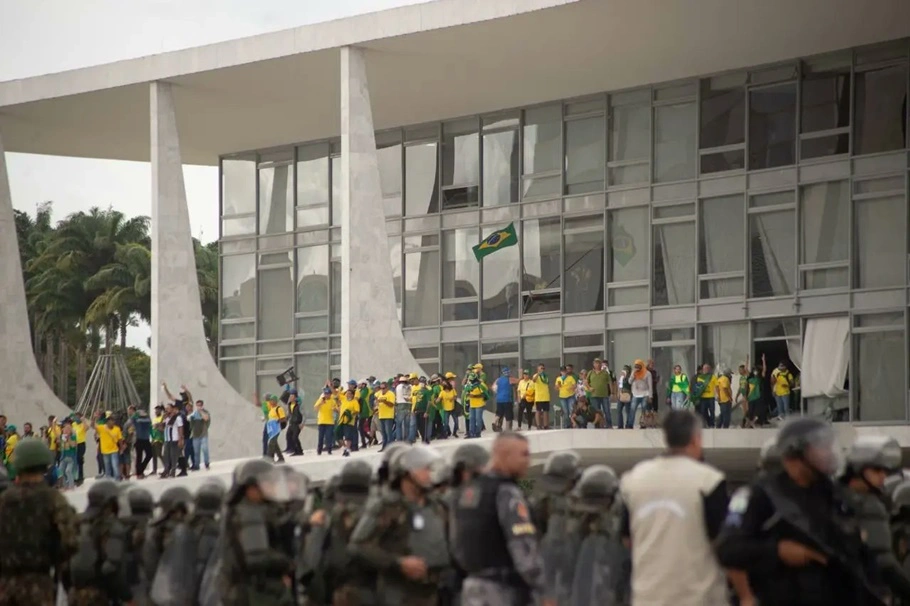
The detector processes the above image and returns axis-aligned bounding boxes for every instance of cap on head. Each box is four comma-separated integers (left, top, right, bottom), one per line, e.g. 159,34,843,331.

348,379,357,386
444,372,456,379
11,438,53,474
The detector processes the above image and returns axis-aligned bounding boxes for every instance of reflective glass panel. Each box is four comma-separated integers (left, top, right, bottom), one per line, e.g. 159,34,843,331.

258,165,293,235
222,156,256,216
442,227,481,300
404,250,440,327
608,328,648,369
443,120,479,187
700,80,745,149
700,150,745,174
296,245,329,313
654,102,696,182
699,195,744,274
483,129,519,206
221,254,256,319
258,267,294,339
608,206,649,282
331,155,341,226
564,229,604,313
800,181,849,264
222,216,256,238
652,344,696,385
521,335,560,399
329,260,341,334
700,322,749,380
377,136,403,217
222,359,254,400
748,82,797,170
653,222,696,305
296,144,330,207
855,196,906,289
405,142,439,216
389,236,403,318
804,267,848,290
565,116,605,194
750,210,796,297
609,104,650,162
523,105,562,174
295,353,329,420
855,65,909,155
522,217,562,291
855,330,906,421
442,342,479,376
482,224,521,321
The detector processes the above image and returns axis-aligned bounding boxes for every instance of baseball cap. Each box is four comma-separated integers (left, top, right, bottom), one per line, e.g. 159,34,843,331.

347,379,357,385
322,387,332,395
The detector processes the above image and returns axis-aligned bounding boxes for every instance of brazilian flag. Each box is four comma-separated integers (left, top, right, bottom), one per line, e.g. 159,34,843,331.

472,223,518,262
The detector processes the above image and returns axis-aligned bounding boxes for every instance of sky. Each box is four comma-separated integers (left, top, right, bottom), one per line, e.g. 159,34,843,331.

0,0,423,350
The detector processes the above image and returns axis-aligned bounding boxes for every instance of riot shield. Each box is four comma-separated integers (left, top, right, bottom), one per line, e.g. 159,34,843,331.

198,532,226,606
539,499,580,605
149,522,198,606
569,534,628,606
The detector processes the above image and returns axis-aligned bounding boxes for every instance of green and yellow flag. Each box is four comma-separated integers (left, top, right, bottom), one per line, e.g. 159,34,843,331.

473,223,518,261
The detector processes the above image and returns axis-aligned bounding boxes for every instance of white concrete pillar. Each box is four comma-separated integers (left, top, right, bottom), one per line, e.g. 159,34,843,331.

0,131,73,424
150,81,261,458
340,47,423,381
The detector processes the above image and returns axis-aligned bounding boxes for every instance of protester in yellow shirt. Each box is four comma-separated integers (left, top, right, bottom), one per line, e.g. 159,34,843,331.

339,387,360,457
374,381,396,451
98,416,123,481
532,363,551,430
70,413,87,485
771,361,795,419
516,369,536,430
554,366,577,430
436,383,457,439
715,371,734,429
315,388,339,456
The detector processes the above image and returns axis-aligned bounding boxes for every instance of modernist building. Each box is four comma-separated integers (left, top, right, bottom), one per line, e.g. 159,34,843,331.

2,0,910,456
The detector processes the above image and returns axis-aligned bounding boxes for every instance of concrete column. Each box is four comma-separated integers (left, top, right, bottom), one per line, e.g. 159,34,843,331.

0,131,72,425
340,47,423,381
150,81,261,458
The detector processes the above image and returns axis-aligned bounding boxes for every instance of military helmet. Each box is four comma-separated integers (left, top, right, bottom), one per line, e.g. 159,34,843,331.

127,487,154,515
758,437,782,472
195,480,227,513
233,458,275,488
377,442,410,485
452,443,490,472
323,474,341,505
11,438,54,473
572,464,619,508
539,450,582,493
339,460,373,494
390,444,441,485
891,478,910,514
87,479,121,509
776,417,842,477
846,435,902,473
158,486,193,516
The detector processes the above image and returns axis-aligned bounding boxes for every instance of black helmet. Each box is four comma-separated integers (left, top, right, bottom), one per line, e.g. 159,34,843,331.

195,481,227,514
157,486,193,520
539,451,582,493
11,438,53,474
572,464,619,509
87,479,121,510
845,435,902,474
377,443,410,486
126,487,154,516
758,437,782,473
776,417,843,477
339,460,373,494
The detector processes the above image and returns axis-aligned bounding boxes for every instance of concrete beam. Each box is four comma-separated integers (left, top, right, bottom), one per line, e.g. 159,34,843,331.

339,46,423,380
0,130,72,429
149,81,267,458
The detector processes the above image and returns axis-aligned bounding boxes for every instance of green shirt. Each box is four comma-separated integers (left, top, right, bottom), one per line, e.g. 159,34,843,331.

747,376,762,402
587,369,613,398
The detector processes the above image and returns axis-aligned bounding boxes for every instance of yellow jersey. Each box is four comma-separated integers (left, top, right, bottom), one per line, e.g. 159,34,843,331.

314,396,337,425
555,375,577,399
375,390,396,420
72,421,86,444
771,369,793,396
468,385,487,409
47,425,61,451
438,388,457,412
533,374,550,403
715,375,732,403
98,424,122,455
339,396,359,426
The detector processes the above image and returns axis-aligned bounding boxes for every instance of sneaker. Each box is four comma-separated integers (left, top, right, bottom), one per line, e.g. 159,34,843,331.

205,464,210,469
343,450,350,457
177,471,188,477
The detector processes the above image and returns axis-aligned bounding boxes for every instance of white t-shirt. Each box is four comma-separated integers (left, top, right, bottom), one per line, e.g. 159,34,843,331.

395,383,411,405
165,414,184,442
631,372,653,398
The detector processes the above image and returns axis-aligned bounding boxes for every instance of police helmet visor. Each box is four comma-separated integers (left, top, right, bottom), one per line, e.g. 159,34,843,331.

259,468,303,503
801,425,844,477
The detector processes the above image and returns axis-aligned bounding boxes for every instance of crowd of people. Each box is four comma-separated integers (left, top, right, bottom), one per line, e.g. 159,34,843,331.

0,410,906,606
256,354,800,460
0,381,211,490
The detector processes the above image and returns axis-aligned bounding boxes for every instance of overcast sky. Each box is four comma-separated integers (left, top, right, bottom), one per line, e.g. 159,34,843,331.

0,0,423,349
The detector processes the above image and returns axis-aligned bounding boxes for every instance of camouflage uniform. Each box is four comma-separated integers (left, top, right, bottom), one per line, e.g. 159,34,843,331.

0,439,79,606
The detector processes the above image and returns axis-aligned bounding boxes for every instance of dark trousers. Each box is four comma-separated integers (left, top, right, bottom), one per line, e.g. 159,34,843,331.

135,439,153,476
286,423,302,454
698,398,716,428
162,441,180,476
151,442,162,473
344,425,359,451
183,438,195,469
267,434,284,462
517,402,534,429
76,442,86,483
717,402,732,428
317,424,333,454
359,418,371,447
95,442,104,475
262,425,269,456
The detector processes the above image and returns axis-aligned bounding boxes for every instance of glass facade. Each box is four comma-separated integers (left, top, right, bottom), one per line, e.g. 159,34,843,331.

220,39,910,423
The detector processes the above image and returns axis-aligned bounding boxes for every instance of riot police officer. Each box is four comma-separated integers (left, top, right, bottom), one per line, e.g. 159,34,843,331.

375,442,410,489
69,479,133,605
759,435,782,474
216,458,294,605
842,435,910,602
122,486,154,606
189,480,226,593
0,439,78,606
350,445,450,606
566,465,629,606
716,417,884,606
454,432,554,606
142,485,192,585
892,479,910,586
451,443,490,489
530,450,581,535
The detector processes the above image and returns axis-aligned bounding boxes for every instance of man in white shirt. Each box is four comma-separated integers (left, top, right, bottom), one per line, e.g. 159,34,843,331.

160,403,185,479
620,410,730,606
394,374,413,442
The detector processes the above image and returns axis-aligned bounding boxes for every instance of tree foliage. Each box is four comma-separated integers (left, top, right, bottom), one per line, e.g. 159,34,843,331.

15,203,218,407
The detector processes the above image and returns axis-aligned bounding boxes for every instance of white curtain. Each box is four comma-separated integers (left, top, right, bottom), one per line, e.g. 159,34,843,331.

801,316,849,398
753,211,793,296
657,222,695,304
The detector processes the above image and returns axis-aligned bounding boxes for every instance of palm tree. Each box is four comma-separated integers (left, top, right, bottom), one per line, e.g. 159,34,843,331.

195,239,220,359
85,240,151,349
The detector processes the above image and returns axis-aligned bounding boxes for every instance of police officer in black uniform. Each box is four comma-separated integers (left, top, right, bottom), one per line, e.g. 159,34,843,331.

716,417,884,606
453,432,555,606
842,435,910,603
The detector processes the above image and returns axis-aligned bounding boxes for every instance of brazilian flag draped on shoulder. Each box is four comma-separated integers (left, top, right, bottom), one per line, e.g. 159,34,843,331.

473,223,518,261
